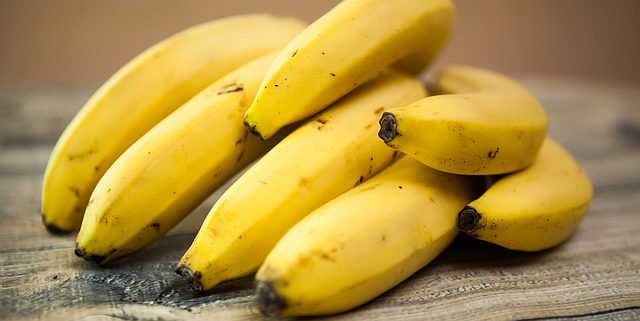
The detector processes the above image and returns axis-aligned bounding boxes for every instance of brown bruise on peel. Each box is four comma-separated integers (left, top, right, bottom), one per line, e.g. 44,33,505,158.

67,148,98,161
315,118,328,130
148,222,160,233
236,150,245,163
354,175,364,187
359,183,380,193
487,147,500,160
68,186,80,198
310,249,336,262
216,83,244,95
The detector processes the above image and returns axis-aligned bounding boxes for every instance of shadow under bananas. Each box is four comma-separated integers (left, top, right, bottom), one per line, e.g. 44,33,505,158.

65,232,256,312
333,233,569,316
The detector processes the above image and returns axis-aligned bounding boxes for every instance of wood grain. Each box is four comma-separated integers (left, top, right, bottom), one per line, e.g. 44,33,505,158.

1,77,639,320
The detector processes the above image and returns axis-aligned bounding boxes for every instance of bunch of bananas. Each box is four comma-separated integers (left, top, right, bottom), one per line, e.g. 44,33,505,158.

42,0,593,317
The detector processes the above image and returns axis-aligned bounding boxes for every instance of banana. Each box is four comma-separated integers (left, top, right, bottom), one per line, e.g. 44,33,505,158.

75,53,287,264
41,14,306,233
243,0,453,139
255,156,478,317
177,72,426,292
378,65,548,175
458,137,593,251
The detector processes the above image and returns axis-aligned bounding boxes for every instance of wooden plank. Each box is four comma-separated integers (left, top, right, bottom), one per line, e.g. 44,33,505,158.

1,76,640,320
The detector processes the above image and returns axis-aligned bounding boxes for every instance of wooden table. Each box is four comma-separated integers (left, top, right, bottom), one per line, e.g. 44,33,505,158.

1,76,639,320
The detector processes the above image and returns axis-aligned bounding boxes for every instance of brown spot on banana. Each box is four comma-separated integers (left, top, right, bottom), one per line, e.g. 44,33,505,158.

68,186,80,198
148,222,160,233
487,147,500,160
216,83,244,95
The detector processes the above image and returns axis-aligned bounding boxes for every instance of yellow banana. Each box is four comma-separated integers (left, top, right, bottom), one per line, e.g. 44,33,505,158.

379,65,548,175
458,137,593,251
256,157,478,317
244,0,453,139
41,14,306,233
177,72,426,292
75,54,287,264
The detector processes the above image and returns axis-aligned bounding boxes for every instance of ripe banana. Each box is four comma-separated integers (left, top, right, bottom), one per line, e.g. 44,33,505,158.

75,53,287,264
458,137,593,251
378,65,548,175
177,72,426,292
41,14,306,233
255,156,478,317
243,0,453,139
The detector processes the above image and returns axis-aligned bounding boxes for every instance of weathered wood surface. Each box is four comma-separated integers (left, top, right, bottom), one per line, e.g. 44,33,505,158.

1,76,639,320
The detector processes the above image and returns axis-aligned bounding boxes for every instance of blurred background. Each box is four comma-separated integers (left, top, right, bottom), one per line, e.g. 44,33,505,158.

1,0,639,86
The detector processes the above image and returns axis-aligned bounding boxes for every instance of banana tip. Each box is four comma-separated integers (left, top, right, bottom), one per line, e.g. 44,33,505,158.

243,119,266,140
256,280,287,317
176,265,204,293
41,215,72,235
73,245,111,265
378,112,398,143
458,206,481,233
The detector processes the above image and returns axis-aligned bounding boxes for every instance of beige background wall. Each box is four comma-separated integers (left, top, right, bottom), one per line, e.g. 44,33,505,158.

1,0,639,85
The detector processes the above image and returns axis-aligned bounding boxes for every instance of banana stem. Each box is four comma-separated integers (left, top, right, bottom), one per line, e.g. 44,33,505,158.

457,206,481,233
378,112,398,143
